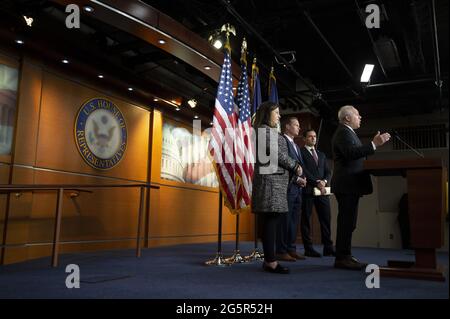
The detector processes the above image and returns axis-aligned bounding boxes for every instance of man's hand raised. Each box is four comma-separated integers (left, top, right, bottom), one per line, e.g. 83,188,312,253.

372,131,391,147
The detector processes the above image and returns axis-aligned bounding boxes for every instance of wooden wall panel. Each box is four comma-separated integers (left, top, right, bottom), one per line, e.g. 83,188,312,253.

13,60,43,166
0,164,11,245
36,72,150,182
148,185,252,248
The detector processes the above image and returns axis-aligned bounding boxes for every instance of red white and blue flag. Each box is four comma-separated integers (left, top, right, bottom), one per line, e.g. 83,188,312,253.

208,44,238,212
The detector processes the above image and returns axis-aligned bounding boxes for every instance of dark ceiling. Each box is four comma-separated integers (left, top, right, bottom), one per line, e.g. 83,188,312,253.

145,0,449,120
0,0,448,124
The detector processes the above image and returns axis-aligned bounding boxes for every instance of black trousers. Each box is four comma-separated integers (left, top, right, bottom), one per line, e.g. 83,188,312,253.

259,213,282,263
300,194,333,250
276,193,301,254
334,194,360,258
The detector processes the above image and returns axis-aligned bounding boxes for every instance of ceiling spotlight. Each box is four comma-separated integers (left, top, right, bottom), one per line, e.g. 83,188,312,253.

209,121,214,126
175,107,180,111
194,115,199,119
61,59,69,64
15,39,24,45
204,66,211,70
83,6,94,12
158,39,166,44
212,39,223,49
98,74,104,79
23,16,33,27
360,64,375,83
208,30,225,50
128,87,133,91
187,99,197,108
153,98,159,102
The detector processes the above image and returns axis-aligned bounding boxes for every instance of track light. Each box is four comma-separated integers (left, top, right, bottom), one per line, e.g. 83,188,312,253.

23,16,33,27
187,99,197,108
208,30,224,50
360,64,375,83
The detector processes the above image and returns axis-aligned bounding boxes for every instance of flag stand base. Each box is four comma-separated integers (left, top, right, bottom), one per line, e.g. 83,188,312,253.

244,249,264,262
205,253,231,266
224,250,247,264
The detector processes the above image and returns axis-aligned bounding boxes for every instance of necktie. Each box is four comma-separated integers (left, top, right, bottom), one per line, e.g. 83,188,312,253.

291,141,298,156
311,147,319,165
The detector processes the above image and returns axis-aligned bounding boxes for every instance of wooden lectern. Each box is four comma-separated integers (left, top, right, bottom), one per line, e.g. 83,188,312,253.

364,158,447,281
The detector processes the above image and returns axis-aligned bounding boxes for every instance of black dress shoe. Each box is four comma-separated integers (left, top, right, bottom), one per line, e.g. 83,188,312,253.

304,248,321,258
263,263,290,274
323,247,336,257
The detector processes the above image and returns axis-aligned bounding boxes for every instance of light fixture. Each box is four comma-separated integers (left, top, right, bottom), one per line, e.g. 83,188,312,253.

194,115,199,119
360,64,375,83
128,87,133,91
158,39,166,44
175,107,180,111
61,59,69,64
15,39,24,45
204,66,211,70
153,98,159,102
23,16,33,27
98,74,104,79
83,6,94,12
187,99,197,108
209,121,214,126
208,30,225,50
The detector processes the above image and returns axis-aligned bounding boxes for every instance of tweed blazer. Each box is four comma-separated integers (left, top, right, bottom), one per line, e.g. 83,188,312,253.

252,125,299,214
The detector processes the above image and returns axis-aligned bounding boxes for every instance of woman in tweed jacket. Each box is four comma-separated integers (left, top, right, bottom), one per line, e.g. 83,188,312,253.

252,101,302,274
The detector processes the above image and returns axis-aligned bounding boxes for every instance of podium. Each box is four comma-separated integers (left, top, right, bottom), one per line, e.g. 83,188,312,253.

364,158,447,281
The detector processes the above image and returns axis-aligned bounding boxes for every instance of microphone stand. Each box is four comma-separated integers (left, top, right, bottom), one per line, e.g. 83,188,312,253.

392,131,425,158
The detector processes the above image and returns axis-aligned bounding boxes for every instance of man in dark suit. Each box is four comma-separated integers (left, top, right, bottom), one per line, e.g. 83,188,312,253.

275,117,307,261
300,129,335,257
331,105,390,270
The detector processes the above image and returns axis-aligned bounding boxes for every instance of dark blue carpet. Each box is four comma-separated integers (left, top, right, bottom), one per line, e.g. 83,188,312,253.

0,242,448,299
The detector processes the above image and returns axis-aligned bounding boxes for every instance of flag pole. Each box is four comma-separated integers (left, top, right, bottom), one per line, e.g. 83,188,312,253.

205,192,229,266
224,38,249,265
205,23,237,267
244,56,264,262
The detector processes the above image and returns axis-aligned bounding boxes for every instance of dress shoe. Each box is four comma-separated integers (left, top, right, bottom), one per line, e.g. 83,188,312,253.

334,257,365,270
288,251,306,260
304,248,322,258
275,253,296,262
263,263,290,274
323,247,336,257
350,256,368,268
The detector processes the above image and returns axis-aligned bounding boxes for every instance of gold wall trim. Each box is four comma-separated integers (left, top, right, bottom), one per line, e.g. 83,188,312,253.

10,164,146,183
2,233,248,247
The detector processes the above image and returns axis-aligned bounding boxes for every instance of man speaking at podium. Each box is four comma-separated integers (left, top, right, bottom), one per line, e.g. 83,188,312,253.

331,105,391,270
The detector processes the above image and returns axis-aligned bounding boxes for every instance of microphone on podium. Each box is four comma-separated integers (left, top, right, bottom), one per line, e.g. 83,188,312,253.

390,129,425,158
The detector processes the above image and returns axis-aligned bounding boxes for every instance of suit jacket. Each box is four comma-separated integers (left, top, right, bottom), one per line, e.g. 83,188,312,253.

331,124,375,195
300,146,331,195
252,125,299,213
283,135,305,197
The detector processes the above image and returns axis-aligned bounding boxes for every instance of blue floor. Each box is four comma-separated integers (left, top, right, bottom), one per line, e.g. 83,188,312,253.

0,241,448,299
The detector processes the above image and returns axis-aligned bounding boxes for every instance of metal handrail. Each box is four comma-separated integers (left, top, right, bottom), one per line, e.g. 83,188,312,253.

0,183,160,267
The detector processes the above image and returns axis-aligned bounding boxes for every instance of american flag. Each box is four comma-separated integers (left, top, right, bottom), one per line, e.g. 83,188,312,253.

234,45,254,213
208,47,237,212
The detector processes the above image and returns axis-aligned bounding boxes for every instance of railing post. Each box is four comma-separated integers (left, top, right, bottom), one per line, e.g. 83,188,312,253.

51,188,64,267
136,186,145,258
